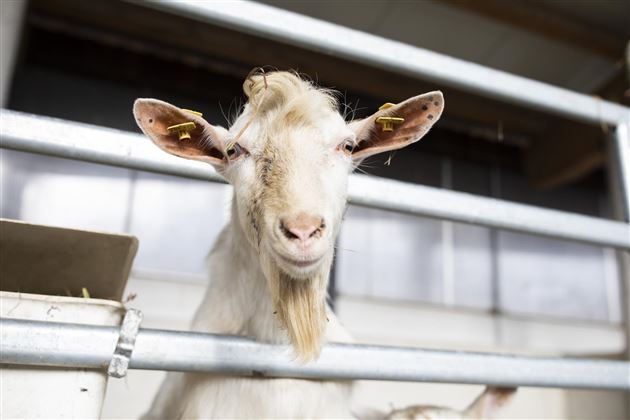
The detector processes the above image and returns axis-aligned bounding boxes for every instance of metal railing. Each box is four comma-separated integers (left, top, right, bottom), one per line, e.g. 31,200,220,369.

1,0,629,391
2,318,629,391
2,110,628,250
137,0,629,126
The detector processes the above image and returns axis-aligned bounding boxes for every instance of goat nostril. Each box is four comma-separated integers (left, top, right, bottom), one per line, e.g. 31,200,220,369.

279,215,325,242
308,222,325,238
280,221,300,240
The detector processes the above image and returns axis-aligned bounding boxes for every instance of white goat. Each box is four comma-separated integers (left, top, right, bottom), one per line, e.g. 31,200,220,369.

384,387,516,419
133,70,511,419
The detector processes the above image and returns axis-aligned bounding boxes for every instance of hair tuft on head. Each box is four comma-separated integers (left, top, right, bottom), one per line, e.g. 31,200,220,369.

242,68,337,119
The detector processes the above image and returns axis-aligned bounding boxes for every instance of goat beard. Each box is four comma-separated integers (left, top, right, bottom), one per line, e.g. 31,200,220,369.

261,252,330,361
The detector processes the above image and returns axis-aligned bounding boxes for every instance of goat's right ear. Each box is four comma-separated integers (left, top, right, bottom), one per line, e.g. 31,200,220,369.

133,98,228,167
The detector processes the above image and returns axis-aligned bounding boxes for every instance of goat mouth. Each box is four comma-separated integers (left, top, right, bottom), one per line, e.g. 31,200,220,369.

280,255,322,268
270,248,323,269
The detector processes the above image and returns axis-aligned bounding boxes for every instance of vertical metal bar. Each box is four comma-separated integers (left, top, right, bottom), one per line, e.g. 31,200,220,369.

611,124,630,222
122,170,138,233
0,0,27,107
441,158,455,306
489,165,503,344
441,221,455,306
607,121,630,416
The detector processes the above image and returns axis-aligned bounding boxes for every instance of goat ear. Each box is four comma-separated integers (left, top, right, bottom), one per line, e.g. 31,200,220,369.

464,387,517,419
133,98,228,167
349,91,444,161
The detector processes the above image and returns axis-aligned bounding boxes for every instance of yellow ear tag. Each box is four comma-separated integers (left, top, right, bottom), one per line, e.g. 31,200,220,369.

376,102,404,132
182,109,203,117
375,116,405,132
167,122,196,140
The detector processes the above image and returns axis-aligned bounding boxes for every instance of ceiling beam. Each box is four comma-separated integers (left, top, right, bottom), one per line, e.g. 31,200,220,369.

442,0,626,61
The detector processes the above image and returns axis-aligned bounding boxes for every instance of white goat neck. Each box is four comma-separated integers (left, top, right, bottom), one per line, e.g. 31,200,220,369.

190,201,288,344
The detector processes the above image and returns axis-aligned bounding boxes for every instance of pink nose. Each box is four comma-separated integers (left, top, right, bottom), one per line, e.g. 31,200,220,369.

280,213,325,243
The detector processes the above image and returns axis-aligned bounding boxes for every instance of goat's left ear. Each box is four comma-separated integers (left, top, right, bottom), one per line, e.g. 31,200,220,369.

133,98,228,167
349,91,444,161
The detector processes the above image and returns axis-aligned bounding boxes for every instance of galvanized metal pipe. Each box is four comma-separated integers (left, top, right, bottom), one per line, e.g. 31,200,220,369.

348,175,630,250
611,124,630,222
1,318,628,390
2,110,629,249
608,124,630,417
134,0,630,126
0,110,224,183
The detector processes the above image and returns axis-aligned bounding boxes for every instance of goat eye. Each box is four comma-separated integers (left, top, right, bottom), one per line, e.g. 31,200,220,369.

339,138,355,154
225,142,247,160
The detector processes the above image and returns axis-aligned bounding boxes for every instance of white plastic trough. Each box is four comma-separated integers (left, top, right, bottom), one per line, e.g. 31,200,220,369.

0,292,124,418
0,219,138,419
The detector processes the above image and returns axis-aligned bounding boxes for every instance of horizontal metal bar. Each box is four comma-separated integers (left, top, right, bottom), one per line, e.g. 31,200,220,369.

2,318,628,390
135,0,630,126
348,177,630,250
2,110,629,249
0,110,224,183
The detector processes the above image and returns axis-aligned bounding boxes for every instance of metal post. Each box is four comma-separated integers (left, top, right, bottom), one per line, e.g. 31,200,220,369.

0,0,27,107
607,122,630,415
1,318,629,391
